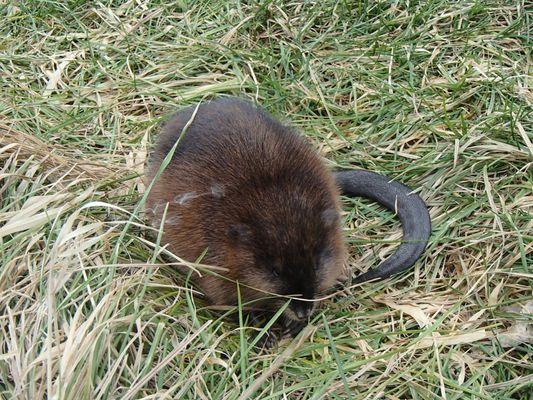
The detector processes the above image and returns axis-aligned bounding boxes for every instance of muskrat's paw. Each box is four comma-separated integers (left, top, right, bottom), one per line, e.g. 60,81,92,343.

247,311,281,351
254,329,279,351
283,319,306,338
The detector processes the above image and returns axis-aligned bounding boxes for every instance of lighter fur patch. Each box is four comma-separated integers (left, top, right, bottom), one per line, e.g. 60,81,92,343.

165,215,180,225
211,183,225,199
173,192,198,205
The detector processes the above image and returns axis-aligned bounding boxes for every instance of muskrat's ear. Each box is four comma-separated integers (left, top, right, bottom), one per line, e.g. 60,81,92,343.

226,224,251,244
321,208,339,228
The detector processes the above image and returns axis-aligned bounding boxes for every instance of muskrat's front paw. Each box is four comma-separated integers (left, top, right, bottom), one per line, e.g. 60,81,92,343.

255,329,279,351
283,319,306,338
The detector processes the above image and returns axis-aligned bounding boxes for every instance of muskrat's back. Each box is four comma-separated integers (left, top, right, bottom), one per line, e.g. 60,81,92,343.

146,98,346,317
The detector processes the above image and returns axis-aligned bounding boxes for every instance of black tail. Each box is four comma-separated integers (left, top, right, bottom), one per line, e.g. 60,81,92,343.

334,170,431,283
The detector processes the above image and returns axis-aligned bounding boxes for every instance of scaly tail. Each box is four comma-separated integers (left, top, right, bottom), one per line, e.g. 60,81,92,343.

334,170,431,283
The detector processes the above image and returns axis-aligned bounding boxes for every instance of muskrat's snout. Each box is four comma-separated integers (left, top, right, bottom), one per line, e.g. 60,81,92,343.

289,299,315,321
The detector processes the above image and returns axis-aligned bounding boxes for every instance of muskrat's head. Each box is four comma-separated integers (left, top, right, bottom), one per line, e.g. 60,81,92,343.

224,194,346,321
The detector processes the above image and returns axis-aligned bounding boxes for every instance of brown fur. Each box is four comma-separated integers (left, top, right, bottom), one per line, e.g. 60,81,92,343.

145,98,346,321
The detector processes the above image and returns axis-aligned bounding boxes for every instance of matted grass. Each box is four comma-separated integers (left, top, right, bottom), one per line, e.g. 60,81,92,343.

1,1,531,399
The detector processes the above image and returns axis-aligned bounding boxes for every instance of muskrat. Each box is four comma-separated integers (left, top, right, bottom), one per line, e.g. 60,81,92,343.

145,97,431,340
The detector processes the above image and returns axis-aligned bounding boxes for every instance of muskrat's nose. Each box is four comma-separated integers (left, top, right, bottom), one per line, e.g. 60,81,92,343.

294,308,308,320
293,301,314,320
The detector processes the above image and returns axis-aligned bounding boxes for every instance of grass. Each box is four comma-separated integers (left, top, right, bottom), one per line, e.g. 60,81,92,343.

0,0,531,399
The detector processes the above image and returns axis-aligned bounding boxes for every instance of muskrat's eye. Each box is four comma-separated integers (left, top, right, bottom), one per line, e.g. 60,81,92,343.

271,267,279,277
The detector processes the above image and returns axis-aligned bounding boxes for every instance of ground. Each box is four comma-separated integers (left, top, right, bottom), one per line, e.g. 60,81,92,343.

0,1,531,399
